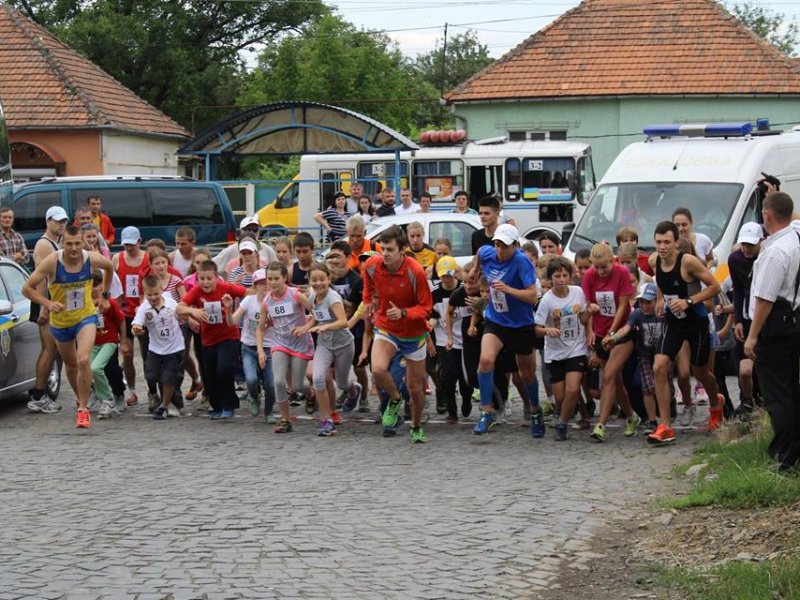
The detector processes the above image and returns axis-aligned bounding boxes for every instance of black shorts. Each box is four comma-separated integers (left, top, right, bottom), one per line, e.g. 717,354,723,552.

657,318,710,367
593,333,632,361
145,350,183,386
483,320,536,355
547,355,587,384
533,334,544,351
735,320,751,362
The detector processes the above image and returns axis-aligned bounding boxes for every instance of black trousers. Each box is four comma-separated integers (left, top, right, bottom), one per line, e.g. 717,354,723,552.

438,346,473,418
103,347,126,397
199,339,240,412
755,326,800,470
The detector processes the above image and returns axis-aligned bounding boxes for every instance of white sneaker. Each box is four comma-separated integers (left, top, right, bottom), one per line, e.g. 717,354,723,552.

678,404,696,427
167,404,181,418
504,399,513,419
98,399,114,419
27,395,61,414
113,394,126,414
694,382,709,404
87,391,100,412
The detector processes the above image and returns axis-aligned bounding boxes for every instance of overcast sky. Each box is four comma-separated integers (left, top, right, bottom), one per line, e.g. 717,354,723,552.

331,0,800,59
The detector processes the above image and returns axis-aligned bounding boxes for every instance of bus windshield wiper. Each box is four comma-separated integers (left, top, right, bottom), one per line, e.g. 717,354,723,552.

572,232,599,246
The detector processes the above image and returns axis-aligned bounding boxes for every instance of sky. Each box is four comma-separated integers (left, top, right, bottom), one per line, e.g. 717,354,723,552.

329,0,800,59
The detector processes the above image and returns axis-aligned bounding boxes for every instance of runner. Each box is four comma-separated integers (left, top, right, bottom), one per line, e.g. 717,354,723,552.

468,224,543,437
362,225,433,443
22,225,114,428
648,221,723,445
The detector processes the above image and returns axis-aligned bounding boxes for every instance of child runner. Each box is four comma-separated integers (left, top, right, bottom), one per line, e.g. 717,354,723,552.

290,232,315,291
534,256,592,440
229,268,277,422
132,275,186,420
447,265,481,417
297,262,361,436
182,248,212,405
273,237,294,271
90,272,126,419
256,261,314,433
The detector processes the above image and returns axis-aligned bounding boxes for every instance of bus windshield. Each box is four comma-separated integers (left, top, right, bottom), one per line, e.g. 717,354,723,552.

569,182,743,251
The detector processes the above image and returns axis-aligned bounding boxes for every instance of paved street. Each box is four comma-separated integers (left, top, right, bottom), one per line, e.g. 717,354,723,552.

0,371,723,600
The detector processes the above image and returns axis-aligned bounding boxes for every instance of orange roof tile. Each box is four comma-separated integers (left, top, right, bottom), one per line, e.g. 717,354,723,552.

0,5,188,138
446,0,800,102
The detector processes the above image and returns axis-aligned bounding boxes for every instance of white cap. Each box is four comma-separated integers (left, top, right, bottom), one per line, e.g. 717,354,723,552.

492,224,521,246
239,216,260,230
252,268,267,283
238,239,258,253
737,222,763,245
45,206,68,222
120,226,141,245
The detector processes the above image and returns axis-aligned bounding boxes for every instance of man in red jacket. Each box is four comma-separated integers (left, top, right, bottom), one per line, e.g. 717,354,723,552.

362,225,433,443
88,195,115,245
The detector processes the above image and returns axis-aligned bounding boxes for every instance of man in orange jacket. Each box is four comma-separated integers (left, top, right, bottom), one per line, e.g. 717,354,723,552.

88,194,115,245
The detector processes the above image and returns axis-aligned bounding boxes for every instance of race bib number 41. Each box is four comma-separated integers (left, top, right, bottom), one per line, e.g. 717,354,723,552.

204,301,223,324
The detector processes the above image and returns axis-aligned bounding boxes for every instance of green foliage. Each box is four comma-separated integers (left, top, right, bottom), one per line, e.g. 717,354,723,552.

665,414,800,509
727,1,800,56
412,30,494,93
654,558,800,600
9,0,328,130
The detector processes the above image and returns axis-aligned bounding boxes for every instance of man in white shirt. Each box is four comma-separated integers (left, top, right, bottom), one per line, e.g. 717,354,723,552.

745,191,800,471
393,188,420,216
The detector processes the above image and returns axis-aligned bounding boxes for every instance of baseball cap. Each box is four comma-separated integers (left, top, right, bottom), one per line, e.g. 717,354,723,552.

737,221,763,245
239,216,260,230
120,226,141,245
252,268,266,283
436,255,458,277
492,224,520,246
45,206,68,222
637,282,657,301
359,250,380,262
238,239,258,253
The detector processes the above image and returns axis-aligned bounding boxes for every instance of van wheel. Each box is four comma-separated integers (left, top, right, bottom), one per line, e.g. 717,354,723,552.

261,226,288,239
46,357,62,400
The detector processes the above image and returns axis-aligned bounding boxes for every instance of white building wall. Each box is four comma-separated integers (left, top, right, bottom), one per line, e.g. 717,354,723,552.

101,131,184,175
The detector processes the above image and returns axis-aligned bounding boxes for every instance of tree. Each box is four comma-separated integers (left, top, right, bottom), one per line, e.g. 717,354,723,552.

412,29,494,94
726,1,799,56
9,0,328,130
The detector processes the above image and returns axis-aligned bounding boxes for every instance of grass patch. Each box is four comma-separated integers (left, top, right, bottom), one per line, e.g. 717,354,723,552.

653,557,800,600
665,412,800,509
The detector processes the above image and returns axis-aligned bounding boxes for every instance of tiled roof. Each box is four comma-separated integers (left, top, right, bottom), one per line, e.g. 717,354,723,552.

446,0,800,102
0,5,188,137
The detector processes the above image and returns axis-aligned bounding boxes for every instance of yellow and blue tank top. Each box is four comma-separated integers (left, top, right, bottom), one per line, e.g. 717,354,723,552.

48,250,95,329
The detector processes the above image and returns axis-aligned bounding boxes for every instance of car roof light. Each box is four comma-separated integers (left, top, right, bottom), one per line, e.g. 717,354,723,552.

643,122,753,138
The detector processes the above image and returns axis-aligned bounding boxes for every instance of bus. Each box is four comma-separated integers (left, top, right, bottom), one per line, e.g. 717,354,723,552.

255,138,596,241
0,102,11,205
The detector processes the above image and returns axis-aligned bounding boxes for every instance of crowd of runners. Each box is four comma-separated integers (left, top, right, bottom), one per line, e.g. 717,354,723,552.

16,191,779,448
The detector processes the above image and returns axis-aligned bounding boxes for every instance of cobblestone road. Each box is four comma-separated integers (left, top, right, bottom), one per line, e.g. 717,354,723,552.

0,370,727,600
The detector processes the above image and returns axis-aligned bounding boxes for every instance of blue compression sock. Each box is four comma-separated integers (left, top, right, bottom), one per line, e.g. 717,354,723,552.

478,370,494,409
526,376,540,408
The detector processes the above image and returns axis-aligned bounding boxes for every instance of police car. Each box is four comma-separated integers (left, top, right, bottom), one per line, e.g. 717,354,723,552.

0,256,61,402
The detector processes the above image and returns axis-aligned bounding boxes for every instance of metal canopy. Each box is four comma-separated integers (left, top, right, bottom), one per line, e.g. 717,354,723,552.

177,101,419,157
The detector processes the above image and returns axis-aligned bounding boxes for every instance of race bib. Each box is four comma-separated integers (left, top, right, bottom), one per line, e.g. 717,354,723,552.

560,314,579,340
490,288,509,313
312,306,331,322
157,314,177,339
663,294,686,319
643,323,660,347
245,316,258,338
96,312,105,329
66,289,84,311
456,306,472,319
269,301,294,318
125,274,139,298
596,291,616,317
204,301,223,324
333,284,350,297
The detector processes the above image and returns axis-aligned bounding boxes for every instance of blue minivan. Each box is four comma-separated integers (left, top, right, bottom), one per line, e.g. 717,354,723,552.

9,176,238,248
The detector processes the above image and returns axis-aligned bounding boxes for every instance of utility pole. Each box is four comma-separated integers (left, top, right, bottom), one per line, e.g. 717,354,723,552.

438,22,449,127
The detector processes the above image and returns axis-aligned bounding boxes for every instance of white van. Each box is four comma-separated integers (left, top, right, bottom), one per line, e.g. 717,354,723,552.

565,121,800,275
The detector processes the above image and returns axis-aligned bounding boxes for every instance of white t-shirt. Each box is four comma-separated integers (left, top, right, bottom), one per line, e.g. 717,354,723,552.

131,295,185,355
534,286,587,363
694,233,714,260
394,203,420,215
238,294,267,347
109,271,123,299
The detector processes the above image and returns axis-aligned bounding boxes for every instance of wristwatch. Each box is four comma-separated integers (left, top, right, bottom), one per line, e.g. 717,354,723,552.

401,309,407,318
101,291,110,299
686,297,694,307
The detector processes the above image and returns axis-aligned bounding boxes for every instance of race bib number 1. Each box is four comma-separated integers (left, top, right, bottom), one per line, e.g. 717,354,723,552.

66,289,84,311
490,288,509,313
204,301,223,324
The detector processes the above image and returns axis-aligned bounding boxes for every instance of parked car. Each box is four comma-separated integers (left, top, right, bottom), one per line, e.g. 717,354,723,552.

9,175,238,249
0,256,61,402
364,213,482,265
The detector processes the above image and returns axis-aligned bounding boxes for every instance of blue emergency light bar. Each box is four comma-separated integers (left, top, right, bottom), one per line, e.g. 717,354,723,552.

643,122,754,138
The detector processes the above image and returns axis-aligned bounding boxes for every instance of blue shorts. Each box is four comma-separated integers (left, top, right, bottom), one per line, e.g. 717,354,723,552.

374,328,427,362
50,314,97,343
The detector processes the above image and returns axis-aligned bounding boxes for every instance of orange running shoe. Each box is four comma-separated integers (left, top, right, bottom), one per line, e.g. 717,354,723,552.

708,401,724,431
647,423,675,446
331,411,342,425
75,408,91,429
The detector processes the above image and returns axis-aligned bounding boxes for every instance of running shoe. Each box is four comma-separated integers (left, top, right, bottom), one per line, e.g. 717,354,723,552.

472,389,481,404
27,395,61,414
167,404,181,418
707,404,724,432
75,408,91,429
318,418,336,437
147,393,160,413
125,388,138,407
220,409,234,419
209,411,223,419
265,414,278,425
274,419,293,433
98,399,114,420
383,411,403,437
153,406,168,421
410,426,427,443
358,397,370,413
624,413,642,437
647,423,676,446
473,411,496,435
305,391,316,415
331,411,342,425
343,383,362,413
542,400,555,417
288,392,302,407
590,423,606,442
382,399,402,428
461,395,472,418
249,396,260,417
184,380,203,401
694,382,708,405
572,418,591,430
530,410,546,438
554,422,568,441
678,404,696,427
643,420,659,434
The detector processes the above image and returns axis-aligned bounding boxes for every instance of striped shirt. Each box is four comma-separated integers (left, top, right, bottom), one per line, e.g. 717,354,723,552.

321,208,351,241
